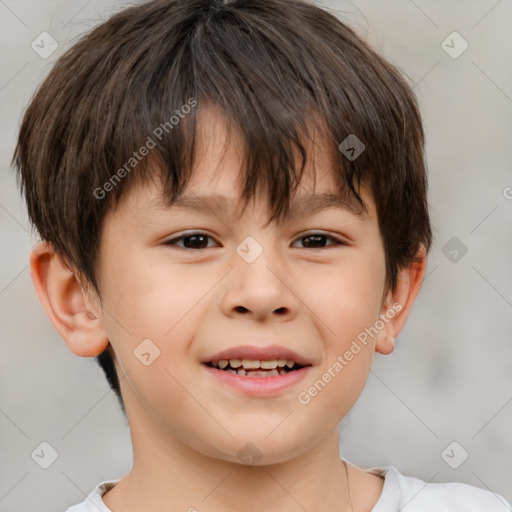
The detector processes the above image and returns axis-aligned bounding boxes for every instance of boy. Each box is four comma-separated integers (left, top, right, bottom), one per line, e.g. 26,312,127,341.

12,0,511,510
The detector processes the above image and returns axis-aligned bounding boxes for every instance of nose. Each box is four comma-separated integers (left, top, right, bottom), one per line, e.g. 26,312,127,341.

220,241,299,323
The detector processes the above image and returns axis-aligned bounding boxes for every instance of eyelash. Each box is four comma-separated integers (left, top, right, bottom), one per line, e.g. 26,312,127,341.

164,231,347,250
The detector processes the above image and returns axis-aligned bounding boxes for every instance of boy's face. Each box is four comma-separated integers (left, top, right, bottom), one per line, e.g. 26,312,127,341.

80,107,412,464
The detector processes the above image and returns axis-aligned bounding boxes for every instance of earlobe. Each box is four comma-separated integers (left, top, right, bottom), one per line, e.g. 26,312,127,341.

29,241,109,357
375,244,427,355
375,335,395,355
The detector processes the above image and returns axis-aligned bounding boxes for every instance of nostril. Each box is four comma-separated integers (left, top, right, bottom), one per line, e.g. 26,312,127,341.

235,306,248,313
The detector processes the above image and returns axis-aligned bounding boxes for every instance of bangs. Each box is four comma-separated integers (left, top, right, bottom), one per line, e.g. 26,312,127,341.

99,4,375,225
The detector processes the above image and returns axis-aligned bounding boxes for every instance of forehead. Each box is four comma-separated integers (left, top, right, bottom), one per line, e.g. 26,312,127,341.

116,104,374,223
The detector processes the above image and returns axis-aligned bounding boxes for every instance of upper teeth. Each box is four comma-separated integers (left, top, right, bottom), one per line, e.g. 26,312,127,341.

214,359,296,369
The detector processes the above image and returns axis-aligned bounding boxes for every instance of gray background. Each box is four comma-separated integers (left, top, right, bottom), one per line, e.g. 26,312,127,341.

1,0,511,510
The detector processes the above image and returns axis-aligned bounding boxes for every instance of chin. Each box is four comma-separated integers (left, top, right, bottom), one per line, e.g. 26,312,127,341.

203,432,313,467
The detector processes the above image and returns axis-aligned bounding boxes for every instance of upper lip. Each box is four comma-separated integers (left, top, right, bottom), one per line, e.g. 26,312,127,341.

202,344,312,366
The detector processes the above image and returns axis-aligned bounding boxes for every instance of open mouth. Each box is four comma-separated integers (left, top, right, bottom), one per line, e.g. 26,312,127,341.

204,358,307,377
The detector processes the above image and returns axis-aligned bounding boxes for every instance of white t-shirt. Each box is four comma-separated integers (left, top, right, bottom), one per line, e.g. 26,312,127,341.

65,464,512,512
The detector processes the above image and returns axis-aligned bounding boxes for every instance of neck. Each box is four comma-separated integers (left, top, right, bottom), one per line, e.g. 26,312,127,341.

103,423,352,512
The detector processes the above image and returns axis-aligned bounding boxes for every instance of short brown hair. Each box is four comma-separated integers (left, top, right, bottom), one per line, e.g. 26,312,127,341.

13,0,432,410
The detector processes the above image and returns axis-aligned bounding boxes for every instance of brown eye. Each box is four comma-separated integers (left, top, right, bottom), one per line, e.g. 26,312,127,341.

293,233,345,249
165,232,218,250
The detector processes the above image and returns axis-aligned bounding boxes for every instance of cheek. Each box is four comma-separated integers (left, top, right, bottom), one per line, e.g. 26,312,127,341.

294,247,386,347
98,249,221,403
289,247,385,418
98,251,212,442
100,247,216,342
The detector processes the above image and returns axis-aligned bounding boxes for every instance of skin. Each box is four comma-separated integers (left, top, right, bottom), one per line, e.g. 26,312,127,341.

30,106,427,512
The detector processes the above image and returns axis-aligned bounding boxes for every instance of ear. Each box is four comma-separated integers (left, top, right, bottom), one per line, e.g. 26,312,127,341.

29,241,109,357
375,244,427,355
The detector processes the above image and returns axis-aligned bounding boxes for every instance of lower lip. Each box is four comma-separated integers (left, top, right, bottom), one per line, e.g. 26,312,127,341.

202,364,312,397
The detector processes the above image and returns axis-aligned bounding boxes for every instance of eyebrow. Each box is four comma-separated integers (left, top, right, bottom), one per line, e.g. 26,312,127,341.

152,191,367,220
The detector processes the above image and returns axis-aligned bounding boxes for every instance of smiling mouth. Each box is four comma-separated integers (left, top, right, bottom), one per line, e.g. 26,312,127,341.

204,358,307,377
